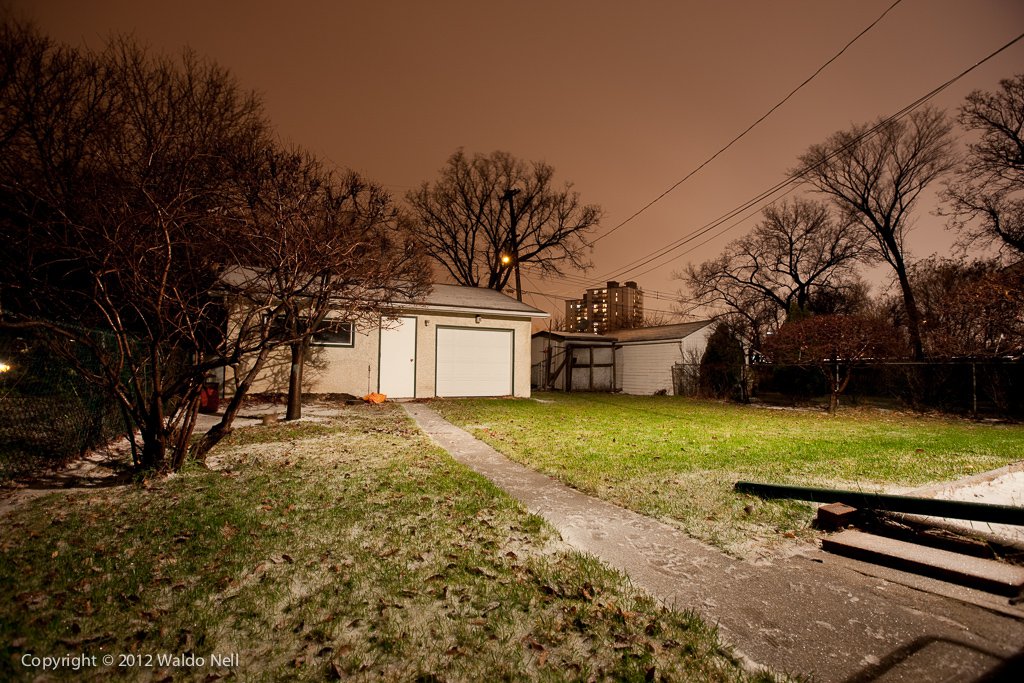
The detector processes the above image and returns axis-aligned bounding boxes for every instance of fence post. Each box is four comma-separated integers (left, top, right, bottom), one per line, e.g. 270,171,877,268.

971,361,977,417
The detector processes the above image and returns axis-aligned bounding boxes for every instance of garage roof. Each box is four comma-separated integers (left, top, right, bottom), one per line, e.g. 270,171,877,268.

611,320,714,342
394,284,549,319
532,330,618,344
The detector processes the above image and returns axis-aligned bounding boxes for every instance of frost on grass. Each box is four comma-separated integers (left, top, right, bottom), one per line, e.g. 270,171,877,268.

1,402,759,682
203,404,751,680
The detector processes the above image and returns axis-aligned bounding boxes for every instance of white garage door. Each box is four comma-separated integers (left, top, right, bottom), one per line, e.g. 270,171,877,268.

436,327,513,397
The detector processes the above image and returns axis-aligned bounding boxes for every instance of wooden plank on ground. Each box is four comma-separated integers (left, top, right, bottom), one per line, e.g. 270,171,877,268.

822,530,1024,596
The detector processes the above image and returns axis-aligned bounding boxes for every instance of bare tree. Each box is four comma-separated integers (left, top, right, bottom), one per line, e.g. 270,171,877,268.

216,149,429,427
681,197,869,349
0,30,269,470
406,150,601,292
796,107,955,360
0,26,429,470
765,314,898,413
942,74,1024,257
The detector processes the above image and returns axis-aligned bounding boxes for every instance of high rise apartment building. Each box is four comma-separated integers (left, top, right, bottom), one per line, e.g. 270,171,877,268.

565,281,643,334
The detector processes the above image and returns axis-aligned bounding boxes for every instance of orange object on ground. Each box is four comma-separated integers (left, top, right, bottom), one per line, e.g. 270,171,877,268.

363,392,386,404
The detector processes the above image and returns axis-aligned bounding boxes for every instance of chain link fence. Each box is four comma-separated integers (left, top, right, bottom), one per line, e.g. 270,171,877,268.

755,360,1023,417
0,329,126,482
669,359,1022,417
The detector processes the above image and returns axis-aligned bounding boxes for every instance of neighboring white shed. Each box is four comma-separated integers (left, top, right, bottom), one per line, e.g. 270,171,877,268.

246,285,548,399
613,321,715,395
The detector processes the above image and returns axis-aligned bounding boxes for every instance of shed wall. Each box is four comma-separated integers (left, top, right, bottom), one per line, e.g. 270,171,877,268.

570,346,615,391
614,326,715,395
615,342,681,395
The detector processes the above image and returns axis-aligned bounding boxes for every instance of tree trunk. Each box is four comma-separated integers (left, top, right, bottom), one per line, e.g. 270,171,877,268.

192,347,273,463
286,342,305,420
828,390,839,414
894,264,925,361
170,393,201,471
138,427,166,470
192,389,245,463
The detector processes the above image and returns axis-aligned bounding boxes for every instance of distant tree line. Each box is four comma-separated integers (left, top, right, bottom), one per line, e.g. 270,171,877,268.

681,75,1024,412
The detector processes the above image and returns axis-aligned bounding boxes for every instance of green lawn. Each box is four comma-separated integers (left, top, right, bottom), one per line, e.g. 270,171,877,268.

1,403,765,682
431,393,1024,556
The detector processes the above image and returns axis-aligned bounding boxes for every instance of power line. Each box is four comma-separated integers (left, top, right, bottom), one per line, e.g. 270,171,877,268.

610,184,802,282
589,0,906,246
520,271,565,313
520,264,681,299
560,29,1024,287
518,288,683,318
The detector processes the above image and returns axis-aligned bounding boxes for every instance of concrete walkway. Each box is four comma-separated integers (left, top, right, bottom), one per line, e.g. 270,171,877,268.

404,403,1024,682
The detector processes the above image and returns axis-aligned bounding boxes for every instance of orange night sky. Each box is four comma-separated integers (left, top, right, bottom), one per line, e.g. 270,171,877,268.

11,0,1024,321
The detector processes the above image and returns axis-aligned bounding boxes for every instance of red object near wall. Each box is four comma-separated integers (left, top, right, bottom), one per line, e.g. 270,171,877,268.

199,385,220,414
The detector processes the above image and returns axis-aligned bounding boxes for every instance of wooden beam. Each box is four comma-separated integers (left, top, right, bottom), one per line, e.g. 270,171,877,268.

734,481,1024,526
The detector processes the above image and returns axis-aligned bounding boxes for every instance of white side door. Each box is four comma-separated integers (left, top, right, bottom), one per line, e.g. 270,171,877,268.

379,316,417,398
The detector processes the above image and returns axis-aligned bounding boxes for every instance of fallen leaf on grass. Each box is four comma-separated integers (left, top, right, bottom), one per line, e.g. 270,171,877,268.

16,591,48,611
58,632,116,648
524,637,545,651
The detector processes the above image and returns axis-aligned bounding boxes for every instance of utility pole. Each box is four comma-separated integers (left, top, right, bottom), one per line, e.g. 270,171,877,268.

500,188,522,301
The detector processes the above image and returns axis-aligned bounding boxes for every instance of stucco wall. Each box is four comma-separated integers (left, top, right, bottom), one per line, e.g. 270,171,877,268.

307,326,380,395
237,312,533,399
412,312,532,398
240,324,380,397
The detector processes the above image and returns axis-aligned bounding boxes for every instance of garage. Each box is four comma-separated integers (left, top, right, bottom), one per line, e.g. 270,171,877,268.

435,327,513,397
